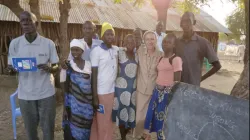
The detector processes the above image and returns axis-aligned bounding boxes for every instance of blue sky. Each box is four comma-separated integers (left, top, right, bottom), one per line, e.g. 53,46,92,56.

200,0,237,27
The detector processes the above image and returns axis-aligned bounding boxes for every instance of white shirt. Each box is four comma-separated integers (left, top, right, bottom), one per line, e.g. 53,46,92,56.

60,60,91,82
90,43,119,95
155,31,167,52
78,38,103,61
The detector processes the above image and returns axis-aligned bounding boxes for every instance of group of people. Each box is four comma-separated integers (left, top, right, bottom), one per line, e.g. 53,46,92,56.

7,10,221,140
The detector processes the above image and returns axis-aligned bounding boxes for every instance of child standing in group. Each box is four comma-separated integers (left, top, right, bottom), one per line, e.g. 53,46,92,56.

112,34,138,140
144,33,183,140
89,22,118,140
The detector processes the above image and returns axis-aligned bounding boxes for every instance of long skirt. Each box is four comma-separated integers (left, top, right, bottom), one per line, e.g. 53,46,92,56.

90,93,114,140
144,86,173,140
133,91,152,138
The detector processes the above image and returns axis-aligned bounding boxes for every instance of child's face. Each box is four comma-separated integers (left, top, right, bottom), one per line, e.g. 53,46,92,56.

162,37,175,53
71,47,83,59
124,37,136,52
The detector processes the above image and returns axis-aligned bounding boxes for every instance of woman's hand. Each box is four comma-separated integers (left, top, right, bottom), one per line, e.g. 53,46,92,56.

63,108,68,120
60,59,70,70
93,96,99,112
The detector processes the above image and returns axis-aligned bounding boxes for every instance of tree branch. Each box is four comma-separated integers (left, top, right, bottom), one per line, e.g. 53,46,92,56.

0,0,24,18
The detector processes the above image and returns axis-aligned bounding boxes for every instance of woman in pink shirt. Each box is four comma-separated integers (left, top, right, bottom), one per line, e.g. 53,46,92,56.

144,33,182,140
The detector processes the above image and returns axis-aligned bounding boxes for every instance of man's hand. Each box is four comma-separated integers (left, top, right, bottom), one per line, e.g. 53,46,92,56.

37,64,51,73
60,59,69,70
5,65,18,75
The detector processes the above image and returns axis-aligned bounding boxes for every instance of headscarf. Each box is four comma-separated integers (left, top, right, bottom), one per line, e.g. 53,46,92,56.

68,39,86,60
101,22,115,38
67,39,91,74
143,30,159,51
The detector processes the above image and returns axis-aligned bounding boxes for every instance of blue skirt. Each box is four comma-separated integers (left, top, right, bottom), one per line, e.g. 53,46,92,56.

144,86,173,140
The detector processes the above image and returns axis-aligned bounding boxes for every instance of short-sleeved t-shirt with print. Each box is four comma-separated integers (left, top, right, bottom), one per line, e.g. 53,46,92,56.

8,34,59,100
90,43,119,95
175,33,219,86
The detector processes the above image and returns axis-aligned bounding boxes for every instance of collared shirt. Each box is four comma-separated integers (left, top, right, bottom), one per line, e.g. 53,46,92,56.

90,43,119,95
8,34,59,100
155,31,167,52
136,45,163,95
175,33,219,86
78,38,103,61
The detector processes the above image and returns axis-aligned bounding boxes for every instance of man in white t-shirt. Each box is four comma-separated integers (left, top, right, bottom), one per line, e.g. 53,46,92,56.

155,21,167,52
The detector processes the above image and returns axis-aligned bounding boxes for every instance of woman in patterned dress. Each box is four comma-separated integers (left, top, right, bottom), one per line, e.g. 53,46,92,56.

112,34,138,140
60,39,93,140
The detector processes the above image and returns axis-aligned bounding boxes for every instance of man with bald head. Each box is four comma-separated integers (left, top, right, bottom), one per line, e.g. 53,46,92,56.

175,11,221,86
7,11,59,140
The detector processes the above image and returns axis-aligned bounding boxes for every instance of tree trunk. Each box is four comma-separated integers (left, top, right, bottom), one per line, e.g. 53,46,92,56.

29,0,43,35
59,0,71,59
156,8,168,31
230,0,249,100
0,0,24,18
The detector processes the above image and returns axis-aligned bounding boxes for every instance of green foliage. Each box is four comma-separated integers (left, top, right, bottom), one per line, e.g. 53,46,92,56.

226,6,246,43
114,0,146,7
172,0,200,14
114,0,211,13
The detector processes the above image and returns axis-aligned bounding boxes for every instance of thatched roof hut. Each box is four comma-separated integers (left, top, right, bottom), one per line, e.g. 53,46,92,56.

0,0,231,74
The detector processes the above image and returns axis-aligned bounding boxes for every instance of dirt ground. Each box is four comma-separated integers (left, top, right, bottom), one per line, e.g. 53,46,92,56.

0,59,244,140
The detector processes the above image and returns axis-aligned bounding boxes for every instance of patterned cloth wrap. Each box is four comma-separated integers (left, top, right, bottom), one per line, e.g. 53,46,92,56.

144,85,173,140
112,49,138,129
62,67,94,140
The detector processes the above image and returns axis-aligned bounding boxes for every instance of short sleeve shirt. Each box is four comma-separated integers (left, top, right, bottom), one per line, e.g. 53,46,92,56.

136,45,163,95
8,34,59,100
90,43,118,95
175,34,219,86
156,56,182,86
78,38,103,61
155,31,166,52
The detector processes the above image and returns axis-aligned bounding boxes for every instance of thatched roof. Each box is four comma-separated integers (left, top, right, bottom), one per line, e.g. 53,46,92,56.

0,0,231,33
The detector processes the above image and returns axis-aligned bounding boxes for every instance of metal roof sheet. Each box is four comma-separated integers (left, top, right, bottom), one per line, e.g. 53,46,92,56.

0,0,231,33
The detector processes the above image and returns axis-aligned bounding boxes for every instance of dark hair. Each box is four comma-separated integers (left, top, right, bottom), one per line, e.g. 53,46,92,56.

123,34,135,44
20,11,37,22
133,27,142,32
157,21,164,26
181,11,196,25
83,21,96,28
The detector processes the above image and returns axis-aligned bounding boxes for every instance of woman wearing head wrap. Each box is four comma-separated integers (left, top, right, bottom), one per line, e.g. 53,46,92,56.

133,31,163,140
60,39,93,140
89,22,119,140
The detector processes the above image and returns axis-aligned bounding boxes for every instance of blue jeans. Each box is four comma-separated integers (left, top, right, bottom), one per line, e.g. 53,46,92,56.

19,95,56,140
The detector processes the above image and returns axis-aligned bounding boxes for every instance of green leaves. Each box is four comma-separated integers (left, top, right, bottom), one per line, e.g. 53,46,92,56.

114,0,147,7
226,7,246,43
